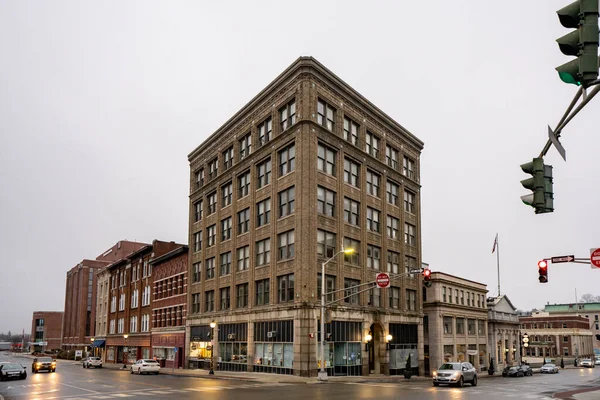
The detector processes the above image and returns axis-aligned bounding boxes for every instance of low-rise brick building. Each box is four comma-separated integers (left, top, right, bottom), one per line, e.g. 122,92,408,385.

31,311,63,352
544,302,600,354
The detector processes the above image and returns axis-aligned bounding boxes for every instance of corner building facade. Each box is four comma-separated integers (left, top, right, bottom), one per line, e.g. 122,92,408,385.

186,57,425,377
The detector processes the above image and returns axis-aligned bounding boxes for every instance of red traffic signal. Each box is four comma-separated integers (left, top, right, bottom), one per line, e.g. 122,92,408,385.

538,260,548,283
423,269,432,287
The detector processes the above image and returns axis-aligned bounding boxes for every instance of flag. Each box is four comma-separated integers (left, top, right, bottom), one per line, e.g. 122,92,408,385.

492,234,498,254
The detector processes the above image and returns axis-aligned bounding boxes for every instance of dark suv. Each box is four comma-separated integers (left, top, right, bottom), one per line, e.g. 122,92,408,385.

32,357,56,373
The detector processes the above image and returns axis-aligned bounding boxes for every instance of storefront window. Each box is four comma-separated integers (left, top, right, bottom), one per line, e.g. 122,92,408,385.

389,344,417,369
254,342,293,368
189,340,210,360
219,342,247,364
107,347,114,361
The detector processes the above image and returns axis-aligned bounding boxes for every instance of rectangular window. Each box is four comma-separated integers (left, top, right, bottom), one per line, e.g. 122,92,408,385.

109,319,115,334
194,200,203,222
403,156,415,179
389,286,400,309
442,286,447,302
365,131,379,158
237,245,250,271
467,319,475,335
317,186,336,217
460,290,464,305
258,117,272,146
343,158,360,187
404,190,415,214
195,168,205,189
255,278,270,306
478,320,485,335
317,143,336,176
205,257,215,279
256,238,271,266
317,229,336,258
443,316,453,334
205,290,214,312
317,273,336,303
119,293,125,311
386,145,398,170
278,230,295,260
343,197,360,226
366,170,380,197
387,216,400,239
192,293,201,313
192,262,201,283
344,278,360,304
406,289,416,311
131,289,138,308
221,217,232,241
404,223,416,246
369,288,380,307
317,99,335,131
256,198,271,227
278,143,296,176
456,318,465,334
278,186,295,218
278,274,295,303
238,170,250,198
239,133,252,160
236,283,249,308
220,287,230,310
343,238,360,265
193,231,202,252
221,182,233,207
367,245,381,270
220,252,232,276
387,251,400,274
208,158,219,180
405,256,417,277
257,158,272,188
223,146,234,170
279,100,296,131
130,316,137,333
366,207,380,233
387,180,399,206
343,117,359,146
237,208,250,235
208,192,217,214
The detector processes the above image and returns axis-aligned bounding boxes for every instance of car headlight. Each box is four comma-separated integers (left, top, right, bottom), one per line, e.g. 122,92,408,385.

432,371,437,376
36,363,41,366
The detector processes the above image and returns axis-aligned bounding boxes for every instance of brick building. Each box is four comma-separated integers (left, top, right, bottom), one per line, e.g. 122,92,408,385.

31,311,63,352
186,57,424,377
62,240,147,350
422,272,488,375
92,267,111,359
544,302,600,354
151,245,188,369
105,240,184,366
519,312,594,359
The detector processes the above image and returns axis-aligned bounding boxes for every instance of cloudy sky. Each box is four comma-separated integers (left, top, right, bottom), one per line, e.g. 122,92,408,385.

1,0,598,333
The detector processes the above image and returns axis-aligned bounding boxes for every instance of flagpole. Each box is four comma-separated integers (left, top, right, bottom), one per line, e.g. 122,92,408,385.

496,234,501,296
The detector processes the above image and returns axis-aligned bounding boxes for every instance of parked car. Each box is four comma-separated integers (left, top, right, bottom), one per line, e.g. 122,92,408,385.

83,357,102,368
32,357,56,373
0,363,27,380
432,362,477,387
595,356,600,366
540,363,559,374
580,358,595,368
502,366,525,377
130,359,160,375
518,364,533,376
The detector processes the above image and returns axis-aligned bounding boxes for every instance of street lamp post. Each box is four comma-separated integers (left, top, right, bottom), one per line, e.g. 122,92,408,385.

318,248,354,382
90,337,95,358
123,334,129,369
209,321,216,375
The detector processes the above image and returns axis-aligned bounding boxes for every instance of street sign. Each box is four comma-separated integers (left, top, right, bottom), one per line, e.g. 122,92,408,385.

548,125,567,161
376,272,390,288
551,255,575,263
590,248,600,269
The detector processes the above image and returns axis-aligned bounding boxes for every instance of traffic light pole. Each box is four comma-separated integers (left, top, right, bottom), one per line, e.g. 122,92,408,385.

540,80,600,158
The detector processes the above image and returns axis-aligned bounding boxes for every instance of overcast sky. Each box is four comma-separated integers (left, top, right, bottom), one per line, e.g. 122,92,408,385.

1,1,599,334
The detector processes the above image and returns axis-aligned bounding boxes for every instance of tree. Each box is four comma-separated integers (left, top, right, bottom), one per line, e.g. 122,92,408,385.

580,294,600,303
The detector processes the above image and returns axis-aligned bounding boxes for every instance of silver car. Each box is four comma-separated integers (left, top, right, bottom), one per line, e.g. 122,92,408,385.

540,363,559,373
432,362,478,387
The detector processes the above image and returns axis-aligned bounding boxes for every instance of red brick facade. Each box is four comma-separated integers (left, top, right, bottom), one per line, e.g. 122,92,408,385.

519,315,594,358
31,311,63,351
151,246,188,369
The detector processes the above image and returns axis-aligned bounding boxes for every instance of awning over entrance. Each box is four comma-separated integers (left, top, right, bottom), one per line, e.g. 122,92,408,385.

91,339,106,348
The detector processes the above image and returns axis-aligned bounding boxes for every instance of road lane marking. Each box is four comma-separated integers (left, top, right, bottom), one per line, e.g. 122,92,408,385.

59,382,100,393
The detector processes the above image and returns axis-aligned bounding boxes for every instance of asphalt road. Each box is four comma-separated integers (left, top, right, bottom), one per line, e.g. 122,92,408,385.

1,353,599,400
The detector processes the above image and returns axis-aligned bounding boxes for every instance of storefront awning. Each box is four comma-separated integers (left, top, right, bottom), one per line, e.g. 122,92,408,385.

91,339,106,348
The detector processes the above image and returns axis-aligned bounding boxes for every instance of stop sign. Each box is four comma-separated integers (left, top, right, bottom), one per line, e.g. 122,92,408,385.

590,248,600,269
376,272,390,288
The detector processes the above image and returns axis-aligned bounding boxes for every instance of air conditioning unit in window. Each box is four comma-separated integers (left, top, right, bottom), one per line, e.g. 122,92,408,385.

227,333,235,341
267,331,277,339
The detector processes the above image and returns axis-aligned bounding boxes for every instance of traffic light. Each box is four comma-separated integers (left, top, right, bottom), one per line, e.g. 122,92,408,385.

556,0,599,87
538,260,549,283
423,269,432,288
521,158,554,214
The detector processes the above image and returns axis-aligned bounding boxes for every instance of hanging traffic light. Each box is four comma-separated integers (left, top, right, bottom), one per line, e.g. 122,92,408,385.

423,269,432,287
556,0,599,87
521,158,554,214
538,260,549,283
